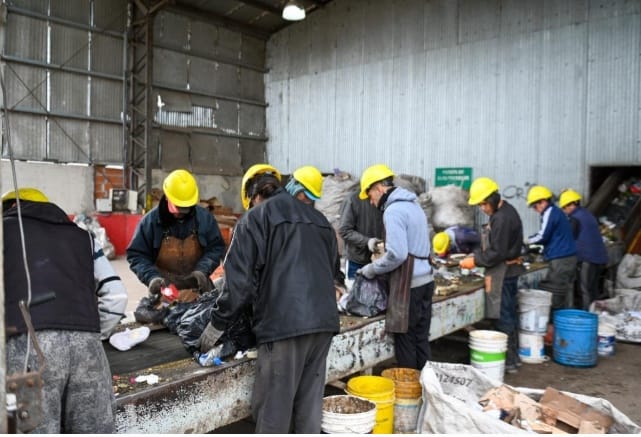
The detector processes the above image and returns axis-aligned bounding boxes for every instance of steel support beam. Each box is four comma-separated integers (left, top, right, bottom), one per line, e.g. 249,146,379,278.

126,0,166,212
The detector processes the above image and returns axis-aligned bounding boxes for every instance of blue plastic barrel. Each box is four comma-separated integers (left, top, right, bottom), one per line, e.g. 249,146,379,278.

553,309,598,367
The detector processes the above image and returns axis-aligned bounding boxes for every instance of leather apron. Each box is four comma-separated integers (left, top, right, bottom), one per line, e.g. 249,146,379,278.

155,230,203,303
481,224,506,320
386,253,431,334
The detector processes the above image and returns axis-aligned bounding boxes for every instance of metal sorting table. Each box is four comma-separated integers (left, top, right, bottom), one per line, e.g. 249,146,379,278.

112,263,548,433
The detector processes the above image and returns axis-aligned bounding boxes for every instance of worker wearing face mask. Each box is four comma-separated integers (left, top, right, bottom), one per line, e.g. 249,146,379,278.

127,169,225,303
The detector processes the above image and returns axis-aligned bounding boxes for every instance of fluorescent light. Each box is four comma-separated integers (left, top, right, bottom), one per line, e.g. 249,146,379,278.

282,0,305,21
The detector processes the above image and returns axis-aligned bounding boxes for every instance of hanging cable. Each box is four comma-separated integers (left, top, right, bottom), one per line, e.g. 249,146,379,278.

1,60,35,374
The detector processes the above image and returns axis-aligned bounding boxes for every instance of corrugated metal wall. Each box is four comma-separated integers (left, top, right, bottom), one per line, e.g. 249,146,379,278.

1,0,127,164
265,0,641,233
1,2,267,178
151,10,268,176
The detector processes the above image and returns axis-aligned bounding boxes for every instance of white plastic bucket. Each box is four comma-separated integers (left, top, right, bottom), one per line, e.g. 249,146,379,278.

392,397,422,434
518,289,552,334
518,331,547,363
597,323,616,357
469,330,508,382
321,395,377,434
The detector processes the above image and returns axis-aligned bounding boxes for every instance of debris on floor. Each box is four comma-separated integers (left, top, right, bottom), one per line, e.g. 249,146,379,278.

480,385,614,433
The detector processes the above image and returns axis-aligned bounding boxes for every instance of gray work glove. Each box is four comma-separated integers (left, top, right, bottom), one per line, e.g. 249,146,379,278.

199,322,224,353
189,270,211,293
356,263,376,279
367,238,383,253
148,277,164,296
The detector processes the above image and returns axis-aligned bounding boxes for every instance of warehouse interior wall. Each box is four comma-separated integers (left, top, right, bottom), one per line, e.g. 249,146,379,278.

265,0,641,235
1,1,266,214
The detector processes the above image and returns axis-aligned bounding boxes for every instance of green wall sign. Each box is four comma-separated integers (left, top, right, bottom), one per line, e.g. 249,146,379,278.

435,167,472,190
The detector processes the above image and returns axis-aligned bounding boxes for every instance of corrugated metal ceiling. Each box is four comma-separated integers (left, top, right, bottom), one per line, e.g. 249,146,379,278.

169,0,334,39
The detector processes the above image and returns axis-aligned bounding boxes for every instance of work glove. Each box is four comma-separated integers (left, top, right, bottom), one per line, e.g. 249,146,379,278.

199,322,225,353
367,238,383,253
213,276,226,292
148,277,164,296
189,270,211,293
459,256,476,270
356,263,376,279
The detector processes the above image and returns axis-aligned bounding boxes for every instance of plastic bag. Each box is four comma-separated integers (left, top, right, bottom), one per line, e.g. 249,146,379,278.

176,290,256,356
417,361,641,434
342,274,388,317
133,296,168,324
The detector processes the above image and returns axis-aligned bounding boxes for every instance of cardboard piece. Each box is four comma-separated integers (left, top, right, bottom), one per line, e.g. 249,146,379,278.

540,387,613,432
479,385,614,434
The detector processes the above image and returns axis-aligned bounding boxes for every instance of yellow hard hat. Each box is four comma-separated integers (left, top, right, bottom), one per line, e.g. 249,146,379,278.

527,185,553,206
2,187,49,203
432,232,450,256
162,169,199,207
468,177,499,205
293,165,323,199
559,188,582,208
241,164,282,210
359,164,395,200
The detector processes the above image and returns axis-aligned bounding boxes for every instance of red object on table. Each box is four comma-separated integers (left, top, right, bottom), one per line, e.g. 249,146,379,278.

161,283,180,302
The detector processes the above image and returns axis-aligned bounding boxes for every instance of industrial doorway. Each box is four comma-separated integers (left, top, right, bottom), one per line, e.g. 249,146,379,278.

587,165,641,255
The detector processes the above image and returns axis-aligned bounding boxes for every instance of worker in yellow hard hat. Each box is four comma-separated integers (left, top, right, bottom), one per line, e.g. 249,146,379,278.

285,165,324,204
432,225,480,258
241,164,282,210
462,176,526,373
526,185,577,310
126,169,226,323
356,164,434,371
201,163,341,433
3,187,127,432
558,188,607,310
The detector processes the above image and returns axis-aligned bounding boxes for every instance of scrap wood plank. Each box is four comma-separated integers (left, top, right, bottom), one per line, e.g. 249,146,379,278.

539,387,613,431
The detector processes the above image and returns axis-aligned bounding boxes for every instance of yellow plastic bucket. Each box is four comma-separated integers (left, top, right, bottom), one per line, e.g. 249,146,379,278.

346,376,395,434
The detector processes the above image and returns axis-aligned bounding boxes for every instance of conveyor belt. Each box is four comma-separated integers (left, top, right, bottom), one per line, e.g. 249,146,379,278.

104,329,191,375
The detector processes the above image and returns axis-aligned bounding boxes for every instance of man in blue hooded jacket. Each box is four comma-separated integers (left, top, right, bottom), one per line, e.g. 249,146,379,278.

526,185,577,309
356,164,434,370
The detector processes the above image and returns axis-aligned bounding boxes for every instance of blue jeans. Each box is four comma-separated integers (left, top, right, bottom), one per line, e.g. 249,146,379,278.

346,260,364,279
496,275,519,334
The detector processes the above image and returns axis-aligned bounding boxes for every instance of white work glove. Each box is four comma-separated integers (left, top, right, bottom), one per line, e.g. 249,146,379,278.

199,322,224,353
367,238,383,253
213,276,226,292
356,263,377,279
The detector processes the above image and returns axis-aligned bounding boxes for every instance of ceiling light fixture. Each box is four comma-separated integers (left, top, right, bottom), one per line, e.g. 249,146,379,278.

282,0,305,21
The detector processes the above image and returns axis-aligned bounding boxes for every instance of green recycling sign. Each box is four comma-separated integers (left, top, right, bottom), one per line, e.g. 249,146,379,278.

434,167,472,190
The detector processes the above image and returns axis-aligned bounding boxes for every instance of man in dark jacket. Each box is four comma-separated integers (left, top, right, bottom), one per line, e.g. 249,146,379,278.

559,189,608,309
461,177,526,373
338,190,384,281
127,169,225,305
3,188,126,433
201,165,340,433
